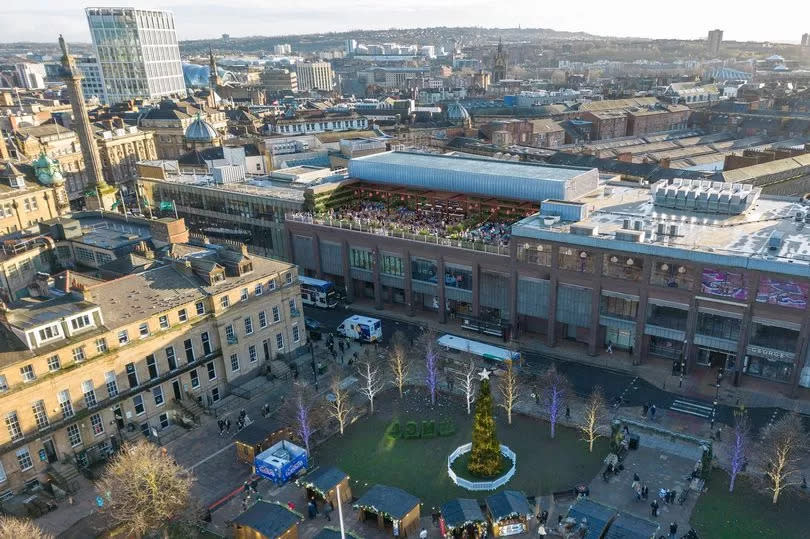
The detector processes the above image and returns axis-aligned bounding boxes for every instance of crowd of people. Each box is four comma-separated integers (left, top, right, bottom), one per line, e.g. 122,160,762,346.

295,201,513,246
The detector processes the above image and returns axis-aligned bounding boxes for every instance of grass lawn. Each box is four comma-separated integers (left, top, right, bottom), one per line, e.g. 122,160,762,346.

691,468,810,539
314,388,607,507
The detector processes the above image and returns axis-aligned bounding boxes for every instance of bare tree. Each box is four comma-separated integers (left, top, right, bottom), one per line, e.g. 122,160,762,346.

0,516,53,538
388,331,411,398
579,387,606,453
456,356,478,415
728,408,750,493
96,440,193,538
357,351,385,414
760,414,809,503
540,364,572,439
285,384,321,456
327,375,353,435
497,359,521,424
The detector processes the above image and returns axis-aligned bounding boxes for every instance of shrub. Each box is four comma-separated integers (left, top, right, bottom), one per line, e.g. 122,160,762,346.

421,420,436,438
387,421,401,439
438,419,456,436
404,421,420,439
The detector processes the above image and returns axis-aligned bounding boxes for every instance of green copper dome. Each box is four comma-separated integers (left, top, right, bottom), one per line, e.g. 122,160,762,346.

33,152,64,186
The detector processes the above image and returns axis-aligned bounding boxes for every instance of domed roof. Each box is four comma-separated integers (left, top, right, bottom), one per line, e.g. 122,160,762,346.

33,152,56,169
32,152,64,186
447,100,470,123
185,113,217,142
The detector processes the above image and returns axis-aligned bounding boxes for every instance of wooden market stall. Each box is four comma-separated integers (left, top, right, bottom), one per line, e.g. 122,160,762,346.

564,499,660,539
297,466,352,506
440,498,487,539
485,490,532,537
235,417,291,465
232,500,303,539
354,484,421,537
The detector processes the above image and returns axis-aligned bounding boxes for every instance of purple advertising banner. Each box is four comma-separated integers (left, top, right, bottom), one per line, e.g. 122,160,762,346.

701,268,748,301
756,277,809,310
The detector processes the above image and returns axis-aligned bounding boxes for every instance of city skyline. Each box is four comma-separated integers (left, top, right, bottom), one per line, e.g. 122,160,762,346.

1,0,808,44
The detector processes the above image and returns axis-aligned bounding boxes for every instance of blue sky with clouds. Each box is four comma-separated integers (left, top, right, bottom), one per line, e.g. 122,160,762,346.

2,1,807,43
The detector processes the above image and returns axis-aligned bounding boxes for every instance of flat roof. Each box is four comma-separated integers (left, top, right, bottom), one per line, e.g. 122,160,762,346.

352,152,585,183
512,183,810,277
143,174,307,203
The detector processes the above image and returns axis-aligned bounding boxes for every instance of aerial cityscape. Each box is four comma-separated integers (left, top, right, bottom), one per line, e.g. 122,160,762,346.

1,3,810,538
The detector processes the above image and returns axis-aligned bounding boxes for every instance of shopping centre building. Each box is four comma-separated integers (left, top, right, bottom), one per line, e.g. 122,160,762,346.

285,151,810,397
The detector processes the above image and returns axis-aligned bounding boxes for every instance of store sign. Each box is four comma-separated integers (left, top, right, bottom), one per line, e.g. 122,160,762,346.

746,345,793,362
499,523,525,536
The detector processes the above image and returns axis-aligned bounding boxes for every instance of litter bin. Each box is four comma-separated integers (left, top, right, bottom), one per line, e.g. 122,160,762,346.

629,433,640,450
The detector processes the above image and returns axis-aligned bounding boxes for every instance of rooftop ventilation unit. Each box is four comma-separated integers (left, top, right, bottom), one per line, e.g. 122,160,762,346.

570,224,597,236
768,230,784,251
615,230,645,243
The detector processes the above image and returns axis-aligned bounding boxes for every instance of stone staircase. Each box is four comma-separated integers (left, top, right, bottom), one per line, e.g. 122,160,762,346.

173,397,204,425
47,461,81,494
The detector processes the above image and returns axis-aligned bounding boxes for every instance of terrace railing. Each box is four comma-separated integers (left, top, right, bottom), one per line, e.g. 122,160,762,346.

288,214,510,257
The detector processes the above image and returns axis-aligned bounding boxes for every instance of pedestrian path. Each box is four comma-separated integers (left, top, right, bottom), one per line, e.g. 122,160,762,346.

669,398,713,419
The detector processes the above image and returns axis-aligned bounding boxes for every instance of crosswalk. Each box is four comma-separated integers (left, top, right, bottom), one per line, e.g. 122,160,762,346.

670,398,714,419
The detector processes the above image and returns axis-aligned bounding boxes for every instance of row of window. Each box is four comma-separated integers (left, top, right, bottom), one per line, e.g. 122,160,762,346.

218,274,293,310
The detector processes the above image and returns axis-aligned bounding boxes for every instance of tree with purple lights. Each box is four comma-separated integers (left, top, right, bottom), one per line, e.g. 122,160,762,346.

728,408,750,493
541,364,571,439
290,385,315,456
425,339,439,406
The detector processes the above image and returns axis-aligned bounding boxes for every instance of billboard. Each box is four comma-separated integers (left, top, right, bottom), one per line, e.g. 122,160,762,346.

701,268,748,301
756,277,809,310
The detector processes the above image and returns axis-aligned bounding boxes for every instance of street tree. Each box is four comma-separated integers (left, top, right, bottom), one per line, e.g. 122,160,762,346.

285,383,321,456
357,351,385,414
424,337,439,406
388,331,411,398
540,364,572,439
96,440,193,538
327,375,353,435
579,387,606,453
728,408,750,493
760,413,809,503
0,516,52,538
456,356,478,415
497,359,521,424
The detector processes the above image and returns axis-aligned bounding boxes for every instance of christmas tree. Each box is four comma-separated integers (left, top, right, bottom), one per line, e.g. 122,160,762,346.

468,369,502,476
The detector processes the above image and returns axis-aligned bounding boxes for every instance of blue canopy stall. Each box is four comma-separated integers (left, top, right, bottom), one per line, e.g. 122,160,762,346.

254,440,308,486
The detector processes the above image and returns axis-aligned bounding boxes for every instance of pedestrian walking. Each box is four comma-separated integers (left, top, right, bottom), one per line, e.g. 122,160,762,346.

642,402,650,418
419,528,428,539
537,523,547,537
633,473,640,482
534,388,540,405
218,419,225,435
241,498,248,512
607,341,613,355
642,484,649,500
225,418,231,433
650,499,659,517
339,340,345,354
324,500,333,521
669,522,678,539
539,510,548,525
649,404,656,420
307,498,317,519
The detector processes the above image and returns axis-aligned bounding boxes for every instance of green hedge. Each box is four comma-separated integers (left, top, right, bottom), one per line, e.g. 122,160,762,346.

421,420,436,438
438,419,456,436
386,421,401,439
404,421,420,439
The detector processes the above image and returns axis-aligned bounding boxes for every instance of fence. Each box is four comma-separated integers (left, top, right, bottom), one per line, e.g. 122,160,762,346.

287,214,510,256
446,443,517,491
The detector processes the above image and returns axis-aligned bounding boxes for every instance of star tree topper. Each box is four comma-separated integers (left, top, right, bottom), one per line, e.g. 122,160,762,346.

478,368,491,381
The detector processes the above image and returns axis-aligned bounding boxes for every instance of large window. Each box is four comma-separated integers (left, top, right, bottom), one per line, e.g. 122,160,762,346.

58,390,73,419
411,258,438,283
32,400,49,430
380,254,404,276
749,323,799,352
646,304,688,332
602,254,642,281
444,264,473,290
5,411,22,440
651,261,693,289
82,380,97,407
517,242,551,266
206,361,216,381
90,413,104,436
67,424,82,447
16,448,33,472
756,277,809,310
201,332,212,356
350,248,374,271
152,386,164,407
105,371,118,397
600,294,638,320
184,339,195,363
133,395,145,415
696,312,741,341
559,248,594,273
146,354,159,379
230,354,240,372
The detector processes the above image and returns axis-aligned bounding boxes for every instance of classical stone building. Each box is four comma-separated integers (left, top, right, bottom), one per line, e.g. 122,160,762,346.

12,125,88,202
0,161,68,236
0,214,304,493
93,119,157,186
139,101,227,159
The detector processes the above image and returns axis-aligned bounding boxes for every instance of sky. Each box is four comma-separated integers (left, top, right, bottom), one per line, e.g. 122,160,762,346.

2,0,808,44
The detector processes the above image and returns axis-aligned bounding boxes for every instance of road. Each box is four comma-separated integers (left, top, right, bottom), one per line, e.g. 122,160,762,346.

304,306,808,433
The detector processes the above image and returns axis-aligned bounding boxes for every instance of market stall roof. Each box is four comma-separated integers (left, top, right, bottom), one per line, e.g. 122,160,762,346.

354,484,420,520
234,416,286,446
314,528,363,539
233,500,302,539
301,466,349,495
566,499,616,539
485,490,531,521
441,498,486,528
605,512,660,539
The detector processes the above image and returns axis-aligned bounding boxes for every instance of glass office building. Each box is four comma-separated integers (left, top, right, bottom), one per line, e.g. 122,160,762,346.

86,7,186,104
